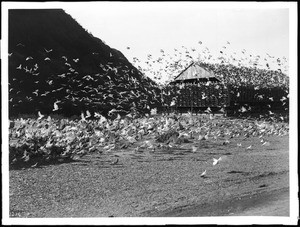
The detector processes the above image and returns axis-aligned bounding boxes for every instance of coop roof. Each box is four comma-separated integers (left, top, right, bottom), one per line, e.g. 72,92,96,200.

173,62,219,82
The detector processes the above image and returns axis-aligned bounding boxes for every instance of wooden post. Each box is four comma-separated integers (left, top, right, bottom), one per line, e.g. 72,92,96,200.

190,84,193,114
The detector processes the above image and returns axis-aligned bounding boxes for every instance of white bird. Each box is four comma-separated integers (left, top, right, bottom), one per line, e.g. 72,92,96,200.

200,170,207,177
44,57,51,61
246,145,252,150
204,107,211,113
44,48,52,53
33,89,39,96
111,158,119,165
16,64,22,70
240,106,247,112
86,110,91,118
213,157,222,166
94,112,101,118
37,111,44,120
53,102,59,111
191,146,197,152
81,112,86,121
26,56,33,61
262,141,270,146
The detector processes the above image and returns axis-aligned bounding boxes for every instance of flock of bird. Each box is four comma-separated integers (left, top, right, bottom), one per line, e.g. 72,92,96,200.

9,109,289,168
129,41,288,88
9,39,289,119
9,43,161,116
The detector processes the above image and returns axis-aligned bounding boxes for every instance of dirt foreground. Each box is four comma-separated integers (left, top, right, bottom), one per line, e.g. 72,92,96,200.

9,134,289,218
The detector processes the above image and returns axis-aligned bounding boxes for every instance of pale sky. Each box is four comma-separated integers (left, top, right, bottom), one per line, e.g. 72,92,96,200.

1,2,296,82
66,3,289,57
61,2,292,82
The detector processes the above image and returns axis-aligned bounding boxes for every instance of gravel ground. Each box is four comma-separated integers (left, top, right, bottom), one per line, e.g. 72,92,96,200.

9,134,289,218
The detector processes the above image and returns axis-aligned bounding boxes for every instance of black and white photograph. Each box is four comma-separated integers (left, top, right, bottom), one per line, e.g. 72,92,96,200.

1,1,298,225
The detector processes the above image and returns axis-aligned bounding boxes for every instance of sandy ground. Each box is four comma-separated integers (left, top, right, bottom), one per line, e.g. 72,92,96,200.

9,134,289,218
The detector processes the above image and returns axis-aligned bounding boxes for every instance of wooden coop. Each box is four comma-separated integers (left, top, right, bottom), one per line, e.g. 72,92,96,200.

162,62,229,113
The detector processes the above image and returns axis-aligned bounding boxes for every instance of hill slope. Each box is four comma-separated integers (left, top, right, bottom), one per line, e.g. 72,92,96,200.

8,9,161,117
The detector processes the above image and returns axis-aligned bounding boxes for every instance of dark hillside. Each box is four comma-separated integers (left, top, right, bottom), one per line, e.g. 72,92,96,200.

8,9,161,117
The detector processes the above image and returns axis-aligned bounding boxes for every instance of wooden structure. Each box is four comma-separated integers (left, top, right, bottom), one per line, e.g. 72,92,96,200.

162,62,229,113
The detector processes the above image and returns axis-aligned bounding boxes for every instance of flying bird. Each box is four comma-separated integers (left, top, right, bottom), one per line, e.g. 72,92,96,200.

81,112,86,121
213,157,222,166
200,170,207,178
86,110,91,118
53,101,59,111
37,111,44,120
33,90,39,96
44,48,53,53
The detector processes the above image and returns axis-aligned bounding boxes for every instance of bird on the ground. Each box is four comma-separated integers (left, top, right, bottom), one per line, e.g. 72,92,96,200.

191,146,197,152
111,158,119,165
200,170,207,177
213,157,222,166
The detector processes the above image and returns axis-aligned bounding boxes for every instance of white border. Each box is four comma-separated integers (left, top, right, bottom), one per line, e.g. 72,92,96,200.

1,1,298,225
